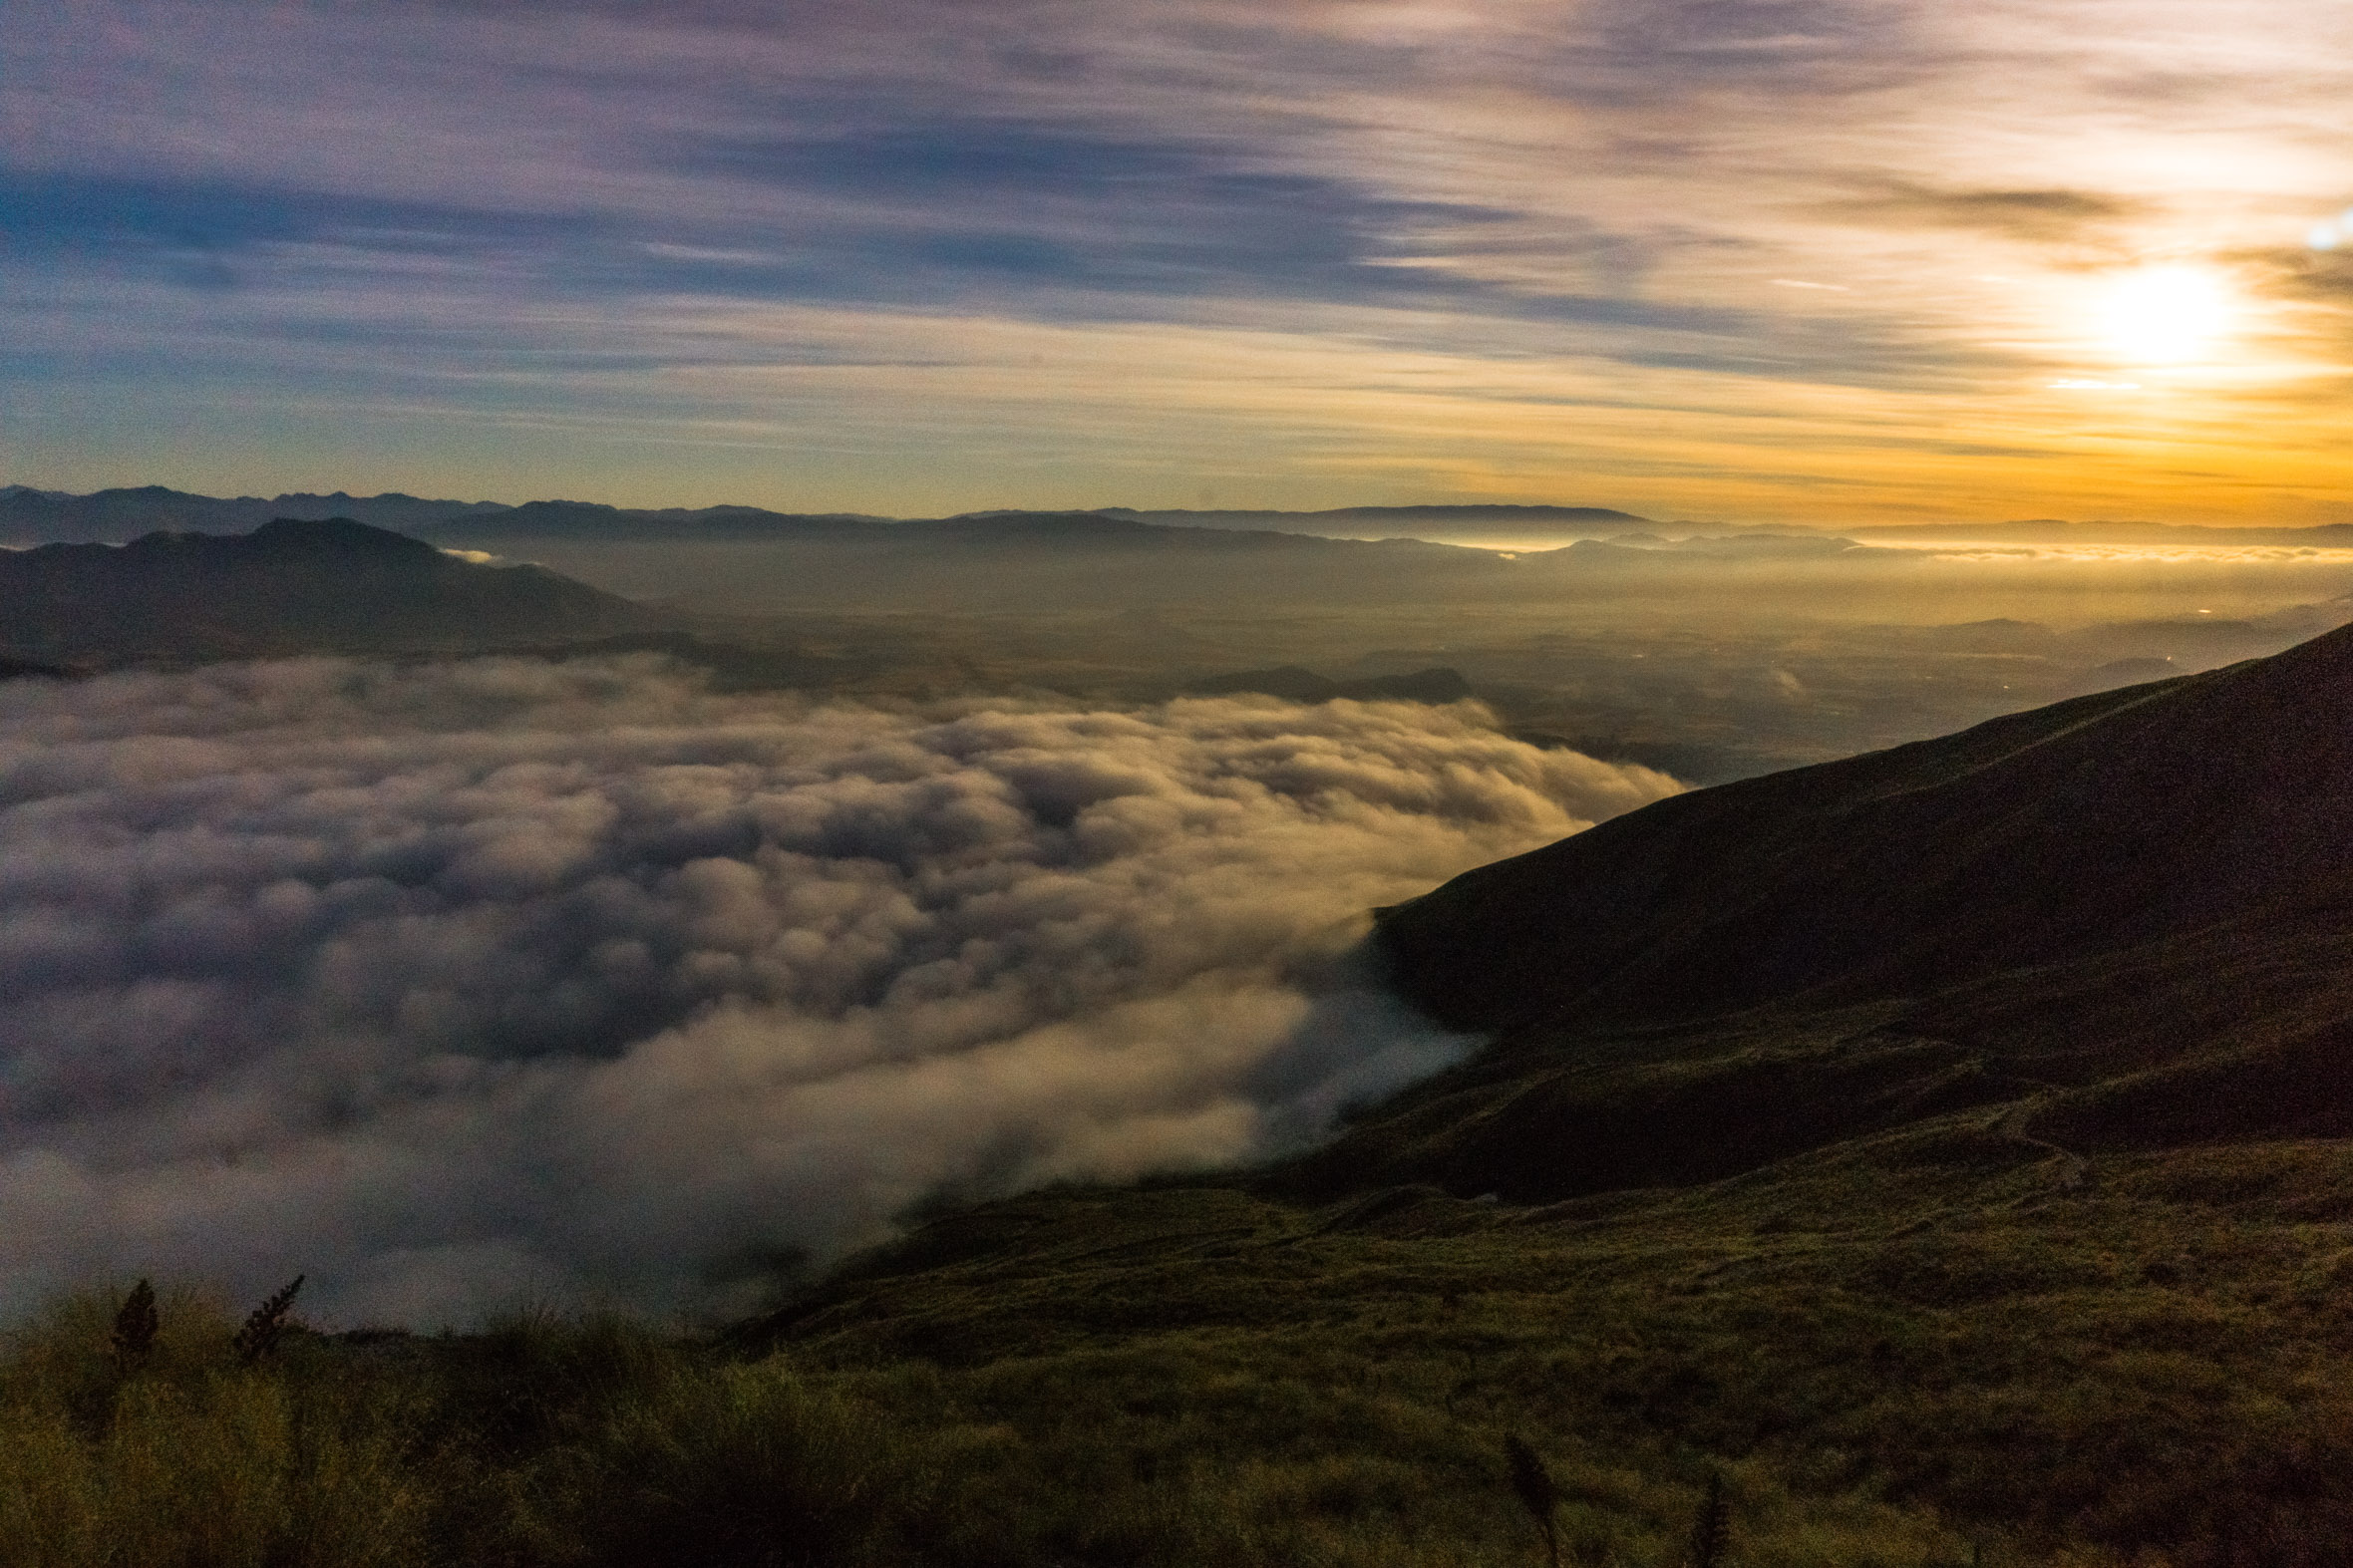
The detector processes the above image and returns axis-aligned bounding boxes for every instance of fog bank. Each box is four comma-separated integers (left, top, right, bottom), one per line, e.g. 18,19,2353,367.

0,658,1678,1324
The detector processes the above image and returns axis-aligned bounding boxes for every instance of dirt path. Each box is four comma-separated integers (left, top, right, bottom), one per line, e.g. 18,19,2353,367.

1994,1097,2091,1190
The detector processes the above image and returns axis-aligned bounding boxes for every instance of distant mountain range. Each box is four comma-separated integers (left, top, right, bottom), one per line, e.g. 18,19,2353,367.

1296,623,2353,1200
9,484,2350,549
1113,505,2353,548
0,514,1513,701
0,515,655,666
47,483,2309,628
0,484,516,544
1099,503,1654,542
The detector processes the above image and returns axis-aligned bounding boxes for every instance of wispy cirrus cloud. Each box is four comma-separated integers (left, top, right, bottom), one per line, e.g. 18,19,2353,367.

1820,185,2151,248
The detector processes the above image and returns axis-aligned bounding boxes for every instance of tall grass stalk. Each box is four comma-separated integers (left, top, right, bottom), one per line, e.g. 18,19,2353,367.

1506,1433,1563,1568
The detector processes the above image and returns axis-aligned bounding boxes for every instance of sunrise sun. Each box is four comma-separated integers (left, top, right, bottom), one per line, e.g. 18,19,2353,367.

2098,263,2237,365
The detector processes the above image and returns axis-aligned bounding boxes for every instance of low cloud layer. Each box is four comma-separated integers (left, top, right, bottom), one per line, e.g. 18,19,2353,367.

0,657,1677,1324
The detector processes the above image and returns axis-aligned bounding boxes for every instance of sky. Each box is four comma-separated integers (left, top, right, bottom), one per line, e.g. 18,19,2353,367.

3,0,2350,523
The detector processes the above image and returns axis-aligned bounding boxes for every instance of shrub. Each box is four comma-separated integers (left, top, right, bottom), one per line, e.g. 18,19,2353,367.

557,1357,905,1568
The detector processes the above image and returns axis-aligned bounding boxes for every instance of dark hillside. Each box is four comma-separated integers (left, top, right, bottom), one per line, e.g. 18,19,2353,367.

1260,622,2353,1205
0,515,657,664
1376,622,2353,1032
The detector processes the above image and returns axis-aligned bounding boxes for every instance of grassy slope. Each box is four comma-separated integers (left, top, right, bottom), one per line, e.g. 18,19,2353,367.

749,1118,2353,1565
18,1127,2351,1565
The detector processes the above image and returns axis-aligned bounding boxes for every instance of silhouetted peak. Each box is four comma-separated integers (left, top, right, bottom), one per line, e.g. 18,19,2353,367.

506,498,624,517
0,510,654,664
245,515,438,553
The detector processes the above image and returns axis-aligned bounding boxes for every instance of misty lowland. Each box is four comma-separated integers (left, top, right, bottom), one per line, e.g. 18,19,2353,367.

6,489,2353,1567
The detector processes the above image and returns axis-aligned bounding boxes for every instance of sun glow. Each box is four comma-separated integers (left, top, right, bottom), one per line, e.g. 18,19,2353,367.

2098,264,2236,365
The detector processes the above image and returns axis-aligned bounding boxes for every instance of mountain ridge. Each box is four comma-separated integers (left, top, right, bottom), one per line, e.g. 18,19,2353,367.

11,484,2352,549
1373,623,2353,1033
0,514,658,665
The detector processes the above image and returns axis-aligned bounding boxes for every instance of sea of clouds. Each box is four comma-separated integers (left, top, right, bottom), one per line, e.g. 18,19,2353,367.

0,657,1678,1325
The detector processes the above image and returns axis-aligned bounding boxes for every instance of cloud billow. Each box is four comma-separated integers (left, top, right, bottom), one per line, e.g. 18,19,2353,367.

0,656,1678,1325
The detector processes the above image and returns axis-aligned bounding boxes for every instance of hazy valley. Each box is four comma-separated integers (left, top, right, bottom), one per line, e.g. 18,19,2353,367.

10,486,2349,784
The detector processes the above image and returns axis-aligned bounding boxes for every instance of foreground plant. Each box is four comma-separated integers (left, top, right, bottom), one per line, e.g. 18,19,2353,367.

109,1282,158,1375
231,1276,303,1368
1506,1433,1563,1568
1689,1470,1730,1568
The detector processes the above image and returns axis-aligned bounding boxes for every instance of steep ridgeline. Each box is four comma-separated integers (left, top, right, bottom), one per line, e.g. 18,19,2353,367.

0,484,514,544
1317,621,2353,1199
0,516,656,665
